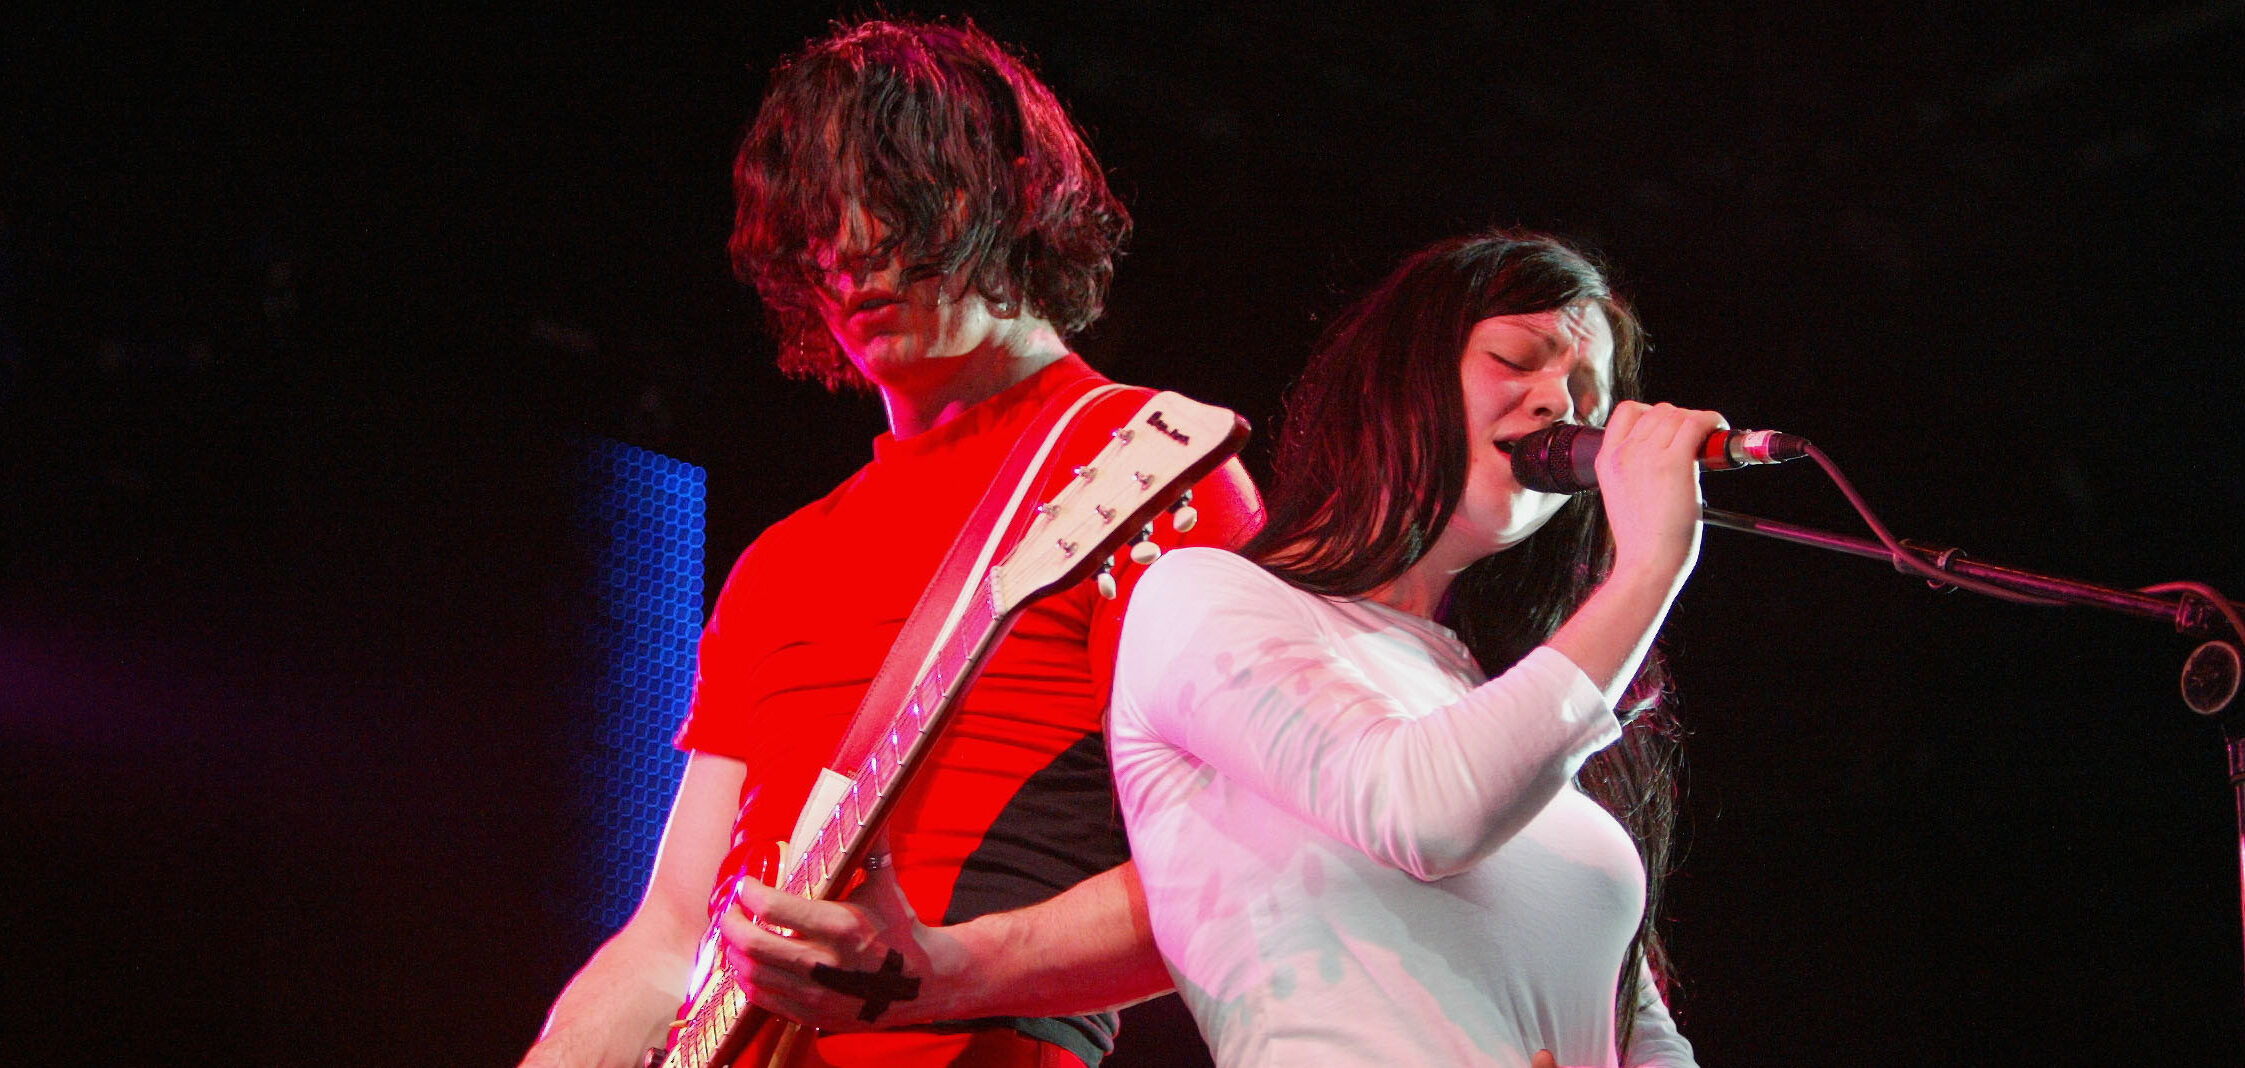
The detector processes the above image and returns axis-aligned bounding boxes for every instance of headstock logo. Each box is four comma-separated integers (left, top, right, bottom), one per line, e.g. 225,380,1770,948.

1144,410,1190,445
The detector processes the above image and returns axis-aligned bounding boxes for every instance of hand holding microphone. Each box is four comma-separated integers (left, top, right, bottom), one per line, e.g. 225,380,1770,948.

1586,403,1740,580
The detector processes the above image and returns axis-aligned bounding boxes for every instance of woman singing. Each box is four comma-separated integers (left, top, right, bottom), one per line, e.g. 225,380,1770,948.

1109,231,1710,1067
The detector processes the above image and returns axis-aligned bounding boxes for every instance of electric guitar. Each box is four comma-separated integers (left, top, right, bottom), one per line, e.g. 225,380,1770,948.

649,387,1249,1068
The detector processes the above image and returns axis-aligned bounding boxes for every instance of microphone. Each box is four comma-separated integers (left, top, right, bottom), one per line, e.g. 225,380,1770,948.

1509,423,1809,494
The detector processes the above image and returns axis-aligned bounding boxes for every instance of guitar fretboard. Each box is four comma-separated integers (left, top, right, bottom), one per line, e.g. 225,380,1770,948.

787,575,1003,898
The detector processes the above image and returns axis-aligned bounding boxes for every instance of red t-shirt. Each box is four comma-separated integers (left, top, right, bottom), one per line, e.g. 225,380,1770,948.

677,356,1260,1060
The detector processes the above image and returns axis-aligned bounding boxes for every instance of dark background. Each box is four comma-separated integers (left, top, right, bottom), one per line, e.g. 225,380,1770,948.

5,3,2243,1064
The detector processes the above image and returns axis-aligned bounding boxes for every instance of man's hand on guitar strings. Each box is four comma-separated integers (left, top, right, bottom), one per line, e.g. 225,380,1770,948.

722,858,966,1031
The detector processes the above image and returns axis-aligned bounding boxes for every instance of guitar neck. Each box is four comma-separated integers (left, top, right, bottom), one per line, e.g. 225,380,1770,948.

783,572,1007,899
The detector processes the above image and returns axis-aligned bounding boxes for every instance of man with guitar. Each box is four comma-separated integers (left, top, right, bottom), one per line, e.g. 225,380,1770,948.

521,19,1258,1068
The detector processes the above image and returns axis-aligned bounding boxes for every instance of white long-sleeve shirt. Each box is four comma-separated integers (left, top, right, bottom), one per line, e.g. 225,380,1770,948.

1110,547,1695,1068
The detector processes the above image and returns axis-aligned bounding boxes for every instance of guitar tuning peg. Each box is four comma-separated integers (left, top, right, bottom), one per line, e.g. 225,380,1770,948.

1130,524,1162,566
1096,555,1119,600
1169,490,1198,533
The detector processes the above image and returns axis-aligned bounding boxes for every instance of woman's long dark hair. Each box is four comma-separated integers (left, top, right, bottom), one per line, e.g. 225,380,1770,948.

1241,229,1682,1052
729,18,1130,390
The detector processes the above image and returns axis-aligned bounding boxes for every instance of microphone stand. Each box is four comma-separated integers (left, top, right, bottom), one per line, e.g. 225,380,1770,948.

1701,506,2245,991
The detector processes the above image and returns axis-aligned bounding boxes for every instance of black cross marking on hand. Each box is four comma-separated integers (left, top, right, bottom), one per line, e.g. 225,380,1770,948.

810,949,923,1023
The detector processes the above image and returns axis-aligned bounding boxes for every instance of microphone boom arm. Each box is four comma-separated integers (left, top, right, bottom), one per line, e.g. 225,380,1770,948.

1700,506,2244,640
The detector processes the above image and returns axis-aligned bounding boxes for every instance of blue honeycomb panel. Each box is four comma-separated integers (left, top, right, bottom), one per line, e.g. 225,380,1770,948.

580,441,706,931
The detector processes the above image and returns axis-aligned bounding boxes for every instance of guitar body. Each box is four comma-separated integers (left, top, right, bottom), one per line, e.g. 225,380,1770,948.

641,1012,803,1068
722,1014,795,1068
650,387,1249,1068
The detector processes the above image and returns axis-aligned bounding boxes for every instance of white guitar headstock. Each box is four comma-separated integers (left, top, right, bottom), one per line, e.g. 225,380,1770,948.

991,392,1246,612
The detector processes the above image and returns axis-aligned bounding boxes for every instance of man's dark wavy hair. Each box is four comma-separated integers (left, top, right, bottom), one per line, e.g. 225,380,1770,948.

729,18,1130,390
1241,229,1683,1051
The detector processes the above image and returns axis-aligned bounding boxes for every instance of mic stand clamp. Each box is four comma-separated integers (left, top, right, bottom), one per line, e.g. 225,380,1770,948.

1898,538,1968,593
